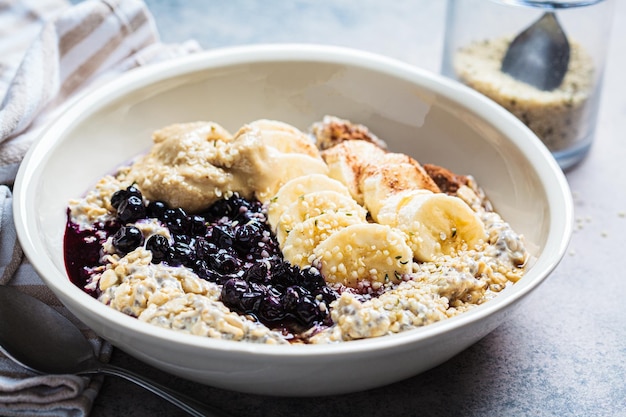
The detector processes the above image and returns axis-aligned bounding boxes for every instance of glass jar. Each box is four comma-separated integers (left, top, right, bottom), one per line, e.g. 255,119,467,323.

442,0,615,170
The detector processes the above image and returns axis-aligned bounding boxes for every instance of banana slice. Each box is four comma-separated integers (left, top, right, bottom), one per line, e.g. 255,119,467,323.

247,119,304,136
244,119,320,158
376,189,435,227
254,153,329,203
275,191,367,245
369,152,440,192
261,130,320,158
267,174,352,231
313,223,413,288
281,211,364,268
320,140,386,205
393,192,487,262
360,158,440,221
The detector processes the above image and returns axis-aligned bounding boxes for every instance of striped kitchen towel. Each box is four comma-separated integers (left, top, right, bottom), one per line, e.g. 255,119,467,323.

0,185,109,417
0,0,200,415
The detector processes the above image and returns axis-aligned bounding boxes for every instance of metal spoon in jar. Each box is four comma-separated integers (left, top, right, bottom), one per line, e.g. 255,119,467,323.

0,285,233,417
501,11,570,91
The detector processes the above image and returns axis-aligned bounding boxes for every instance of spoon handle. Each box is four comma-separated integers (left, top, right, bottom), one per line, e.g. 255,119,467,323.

96,363,234,417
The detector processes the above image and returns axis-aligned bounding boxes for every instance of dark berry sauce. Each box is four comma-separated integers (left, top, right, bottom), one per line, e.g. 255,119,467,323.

64,218,119,297
64,186,339,337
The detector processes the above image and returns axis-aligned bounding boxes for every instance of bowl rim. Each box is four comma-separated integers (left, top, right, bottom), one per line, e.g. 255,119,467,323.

13,43,573,357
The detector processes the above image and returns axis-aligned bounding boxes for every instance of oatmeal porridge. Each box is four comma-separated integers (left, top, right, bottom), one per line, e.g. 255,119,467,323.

64,116,529,344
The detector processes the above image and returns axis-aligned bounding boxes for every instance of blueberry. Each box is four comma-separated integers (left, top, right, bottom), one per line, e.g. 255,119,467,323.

207,249,241,274
242,261,270,284
111,185,141,209
189,215,207,235
173,234,195,245
244,239,277,261
112,226,143,254
192,259,209,277
266,285,282,298
126,185,142,197
210,225,234,248
145,234,169,263
316,285,339,306
271,260,299,288
234,221,263,251
205,197,240,220
295,296,322,325
300,266,325,290
163,208,189,234
168,241,195,266
234,202,263,223
116,195,146,223
193,259,226,282
205,195,263,222
240,285,265,312
259,293,285,322
221,278,249,307
220,278,261,312
282,286,303,311
110,189,128,210
146,200,168,219
195,238,218,260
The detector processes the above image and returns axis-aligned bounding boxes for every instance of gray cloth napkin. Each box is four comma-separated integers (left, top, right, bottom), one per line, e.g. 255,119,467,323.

0,0,200,415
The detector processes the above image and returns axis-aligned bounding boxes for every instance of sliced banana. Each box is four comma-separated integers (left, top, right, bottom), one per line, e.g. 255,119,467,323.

281,211,364,268
313,223,413,288
359,152,441,221
275,191,367,245
376,189,435,227
372,153,441,192
262,130,320,158
360,165,437,221
267,174,352,231
244,119,320,158
320,140,386,205
393,192,487,262
254,153,329,203
247,119,304,136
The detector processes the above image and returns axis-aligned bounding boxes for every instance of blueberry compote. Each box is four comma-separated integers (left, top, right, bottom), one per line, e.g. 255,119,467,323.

64,185,338,339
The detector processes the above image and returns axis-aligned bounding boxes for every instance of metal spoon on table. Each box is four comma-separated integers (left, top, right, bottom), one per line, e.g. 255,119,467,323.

501,11,570,91
0,285,233,417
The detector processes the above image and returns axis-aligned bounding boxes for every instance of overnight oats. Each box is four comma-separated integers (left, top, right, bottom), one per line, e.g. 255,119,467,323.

64,116,529,344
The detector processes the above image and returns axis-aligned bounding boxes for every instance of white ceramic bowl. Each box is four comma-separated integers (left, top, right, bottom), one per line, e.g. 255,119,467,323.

13,44,572,396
